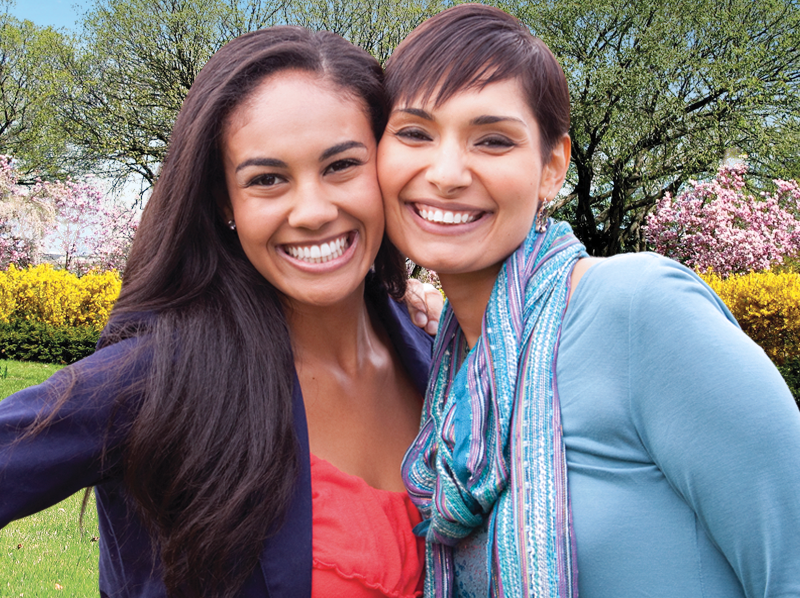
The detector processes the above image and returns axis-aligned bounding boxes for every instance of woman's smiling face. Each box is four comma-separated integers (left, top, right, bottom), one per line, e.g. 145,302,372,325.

222,71,384,310
377,78,567,281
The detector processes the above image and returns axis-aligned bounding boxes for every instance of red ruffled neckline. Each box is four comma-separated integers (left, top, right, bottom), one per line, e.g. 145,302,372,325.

310,454,425,598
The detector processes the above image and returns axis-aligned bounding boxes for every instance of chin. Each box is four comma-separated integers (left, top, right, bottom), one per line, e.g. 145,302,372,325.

286,276,368,309
400,244,472,274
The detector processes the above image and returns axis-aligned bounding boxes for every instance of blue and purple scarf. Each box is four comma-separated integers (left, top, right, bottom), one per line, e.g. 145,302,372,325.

402,219,586,597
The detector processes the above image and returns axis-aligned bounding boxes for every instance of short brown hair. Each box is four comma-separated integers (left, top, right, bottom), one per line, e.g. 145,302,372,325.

384,4,570,157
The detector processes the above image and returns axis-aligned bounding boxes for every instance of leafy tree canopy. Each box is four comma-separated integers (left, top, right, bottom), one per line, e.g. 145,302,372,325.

50,0,444,198
52,0,286,193
0,1,76,181
504,0,800,254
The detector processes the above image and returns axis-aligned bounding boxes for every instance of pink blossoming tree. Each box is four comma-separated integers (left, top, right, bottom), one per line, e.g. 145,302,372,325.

0,155,57,268
0,155,139,273
644,163,800,277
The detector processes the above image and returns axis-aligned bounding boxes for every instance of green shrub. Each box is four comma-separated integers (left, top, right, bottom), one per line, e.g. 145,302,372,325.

777,357,800,410
700,270,800,365
0,320,99,365
0,264,121,328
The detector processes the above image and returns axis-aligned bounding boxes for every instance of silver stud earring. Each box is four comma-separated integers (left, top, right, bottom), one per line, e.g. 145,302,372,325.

227,219,236,231
535,199,549,233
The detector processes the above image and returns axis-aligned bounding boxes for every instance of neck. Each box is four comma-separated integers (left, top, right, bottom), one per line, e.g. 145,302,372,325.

284,282,376,373
438,264,502,349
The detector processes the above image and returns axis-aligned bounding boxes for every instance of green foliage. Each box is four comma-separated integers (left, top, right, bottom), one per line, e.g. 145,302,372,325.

0,320,99,364
777,358,800,410
285,0,446,65
53,0,254,189
50,0,446,194
0,5,77,181
501,0,800,256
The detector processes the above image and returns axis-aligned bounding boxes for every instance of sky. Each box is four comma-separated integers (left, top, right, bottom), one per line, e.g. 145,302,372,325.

8,0,85,31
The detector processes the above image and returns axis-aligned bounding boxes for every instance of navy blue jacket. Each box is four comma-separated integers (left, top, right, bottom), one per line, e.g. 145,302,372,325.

0,295,432,597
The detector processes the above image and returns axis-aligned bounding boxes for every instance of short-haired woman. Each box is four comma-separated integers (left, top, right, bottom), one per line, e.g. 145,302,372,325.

378,5,800,597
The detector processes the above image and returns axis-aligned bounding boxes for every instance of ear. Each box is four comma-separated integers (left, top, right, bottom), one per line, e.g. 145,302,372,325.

538,135,571,201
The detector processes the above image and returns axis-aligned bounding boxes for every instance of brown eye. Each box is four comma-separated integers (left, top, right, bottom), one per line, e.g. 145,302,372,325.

248,173,283,187
396,128,432,142
325,158,361,174
478,136,514,149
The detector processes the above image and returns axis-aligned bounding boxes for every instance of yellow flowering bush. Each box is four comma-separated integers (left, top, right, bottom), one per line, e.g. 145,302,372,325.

0,264,121,329
700,270,800,365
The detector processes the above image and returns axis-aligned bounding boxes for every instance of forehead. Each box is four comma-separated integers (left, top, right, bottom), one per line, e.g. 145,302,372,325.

222,71,374,156
226,71,331,128
226,71,370,133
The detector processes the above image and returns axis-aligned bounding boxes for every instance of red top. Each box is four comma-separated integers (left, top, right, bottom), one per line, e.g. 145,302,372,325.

310,453,425,598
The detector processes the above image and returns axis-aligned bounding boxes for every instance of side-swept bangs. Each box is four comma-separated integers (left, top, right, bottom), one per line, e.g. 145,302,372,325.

384,4,570,157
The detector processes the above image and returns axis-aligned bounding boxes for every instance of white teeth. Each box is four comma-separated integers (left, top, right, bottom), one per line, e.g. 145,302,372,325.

285,234,349,264
418,207,477,225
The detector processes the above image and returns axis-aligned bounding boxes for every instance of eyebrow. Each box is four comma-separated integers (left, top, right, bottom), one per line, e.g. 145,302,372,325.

235,157,287,172
396,107,434,120
319,141,366,162
234,141,366,173
395,108,524,127
470,115,525,126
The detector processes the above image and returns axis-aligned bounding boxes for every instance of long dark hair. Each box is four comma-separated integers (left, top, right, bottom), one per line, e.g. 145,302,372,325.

384,3,571,159
99,27,404,597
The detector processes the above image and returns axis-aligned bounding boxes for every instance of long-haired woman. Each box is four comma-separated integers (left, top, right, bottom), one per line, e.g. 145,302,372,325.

377,5,800,597
1,27,433,598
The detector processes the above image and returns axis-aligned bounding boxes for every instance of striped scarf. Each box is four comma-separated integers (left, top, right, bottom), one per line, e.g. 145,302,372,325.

402,220,586,597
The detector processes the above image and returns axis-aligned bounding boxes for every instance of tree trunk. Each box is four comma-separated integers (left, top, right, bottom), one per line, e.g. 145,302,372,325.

573,160,599,255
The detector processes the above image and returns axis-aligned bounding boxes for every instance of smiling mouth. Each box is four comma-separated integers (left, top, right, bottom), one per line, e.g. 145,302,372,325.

414,203,483,225
282,232,353,264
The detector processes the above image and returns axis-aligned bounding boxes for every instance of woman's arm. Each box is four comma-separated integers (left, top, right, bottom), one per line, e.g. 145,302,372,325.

0,338,141,526
628,259,800,596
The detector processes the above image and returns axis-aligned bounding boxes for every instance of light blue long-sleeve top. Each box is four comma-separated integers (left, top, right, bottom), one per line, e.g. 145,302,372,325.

453,253,800,597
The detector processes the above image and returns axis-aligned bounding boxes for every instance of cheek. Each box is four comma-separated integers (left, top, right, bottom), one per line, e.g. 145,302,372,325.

364,199,385,241
355,173,385,217
233,204,284,250
377,143,407,200
347,176,386,247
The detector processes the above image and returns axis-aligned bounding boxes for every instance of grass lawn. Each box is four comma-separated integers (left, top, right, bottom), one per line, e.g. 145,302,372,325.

1,360,100,597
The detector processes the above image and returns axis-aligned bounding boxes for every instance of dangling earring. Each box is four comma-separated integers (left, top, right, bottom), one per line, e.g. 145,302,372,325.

227,219,236,231
535,199,549,233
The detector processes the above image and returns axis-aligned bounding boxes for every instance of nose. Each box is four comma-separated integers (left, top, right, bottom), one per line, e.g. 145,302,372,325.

287,181,339,230
425,140,472,195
